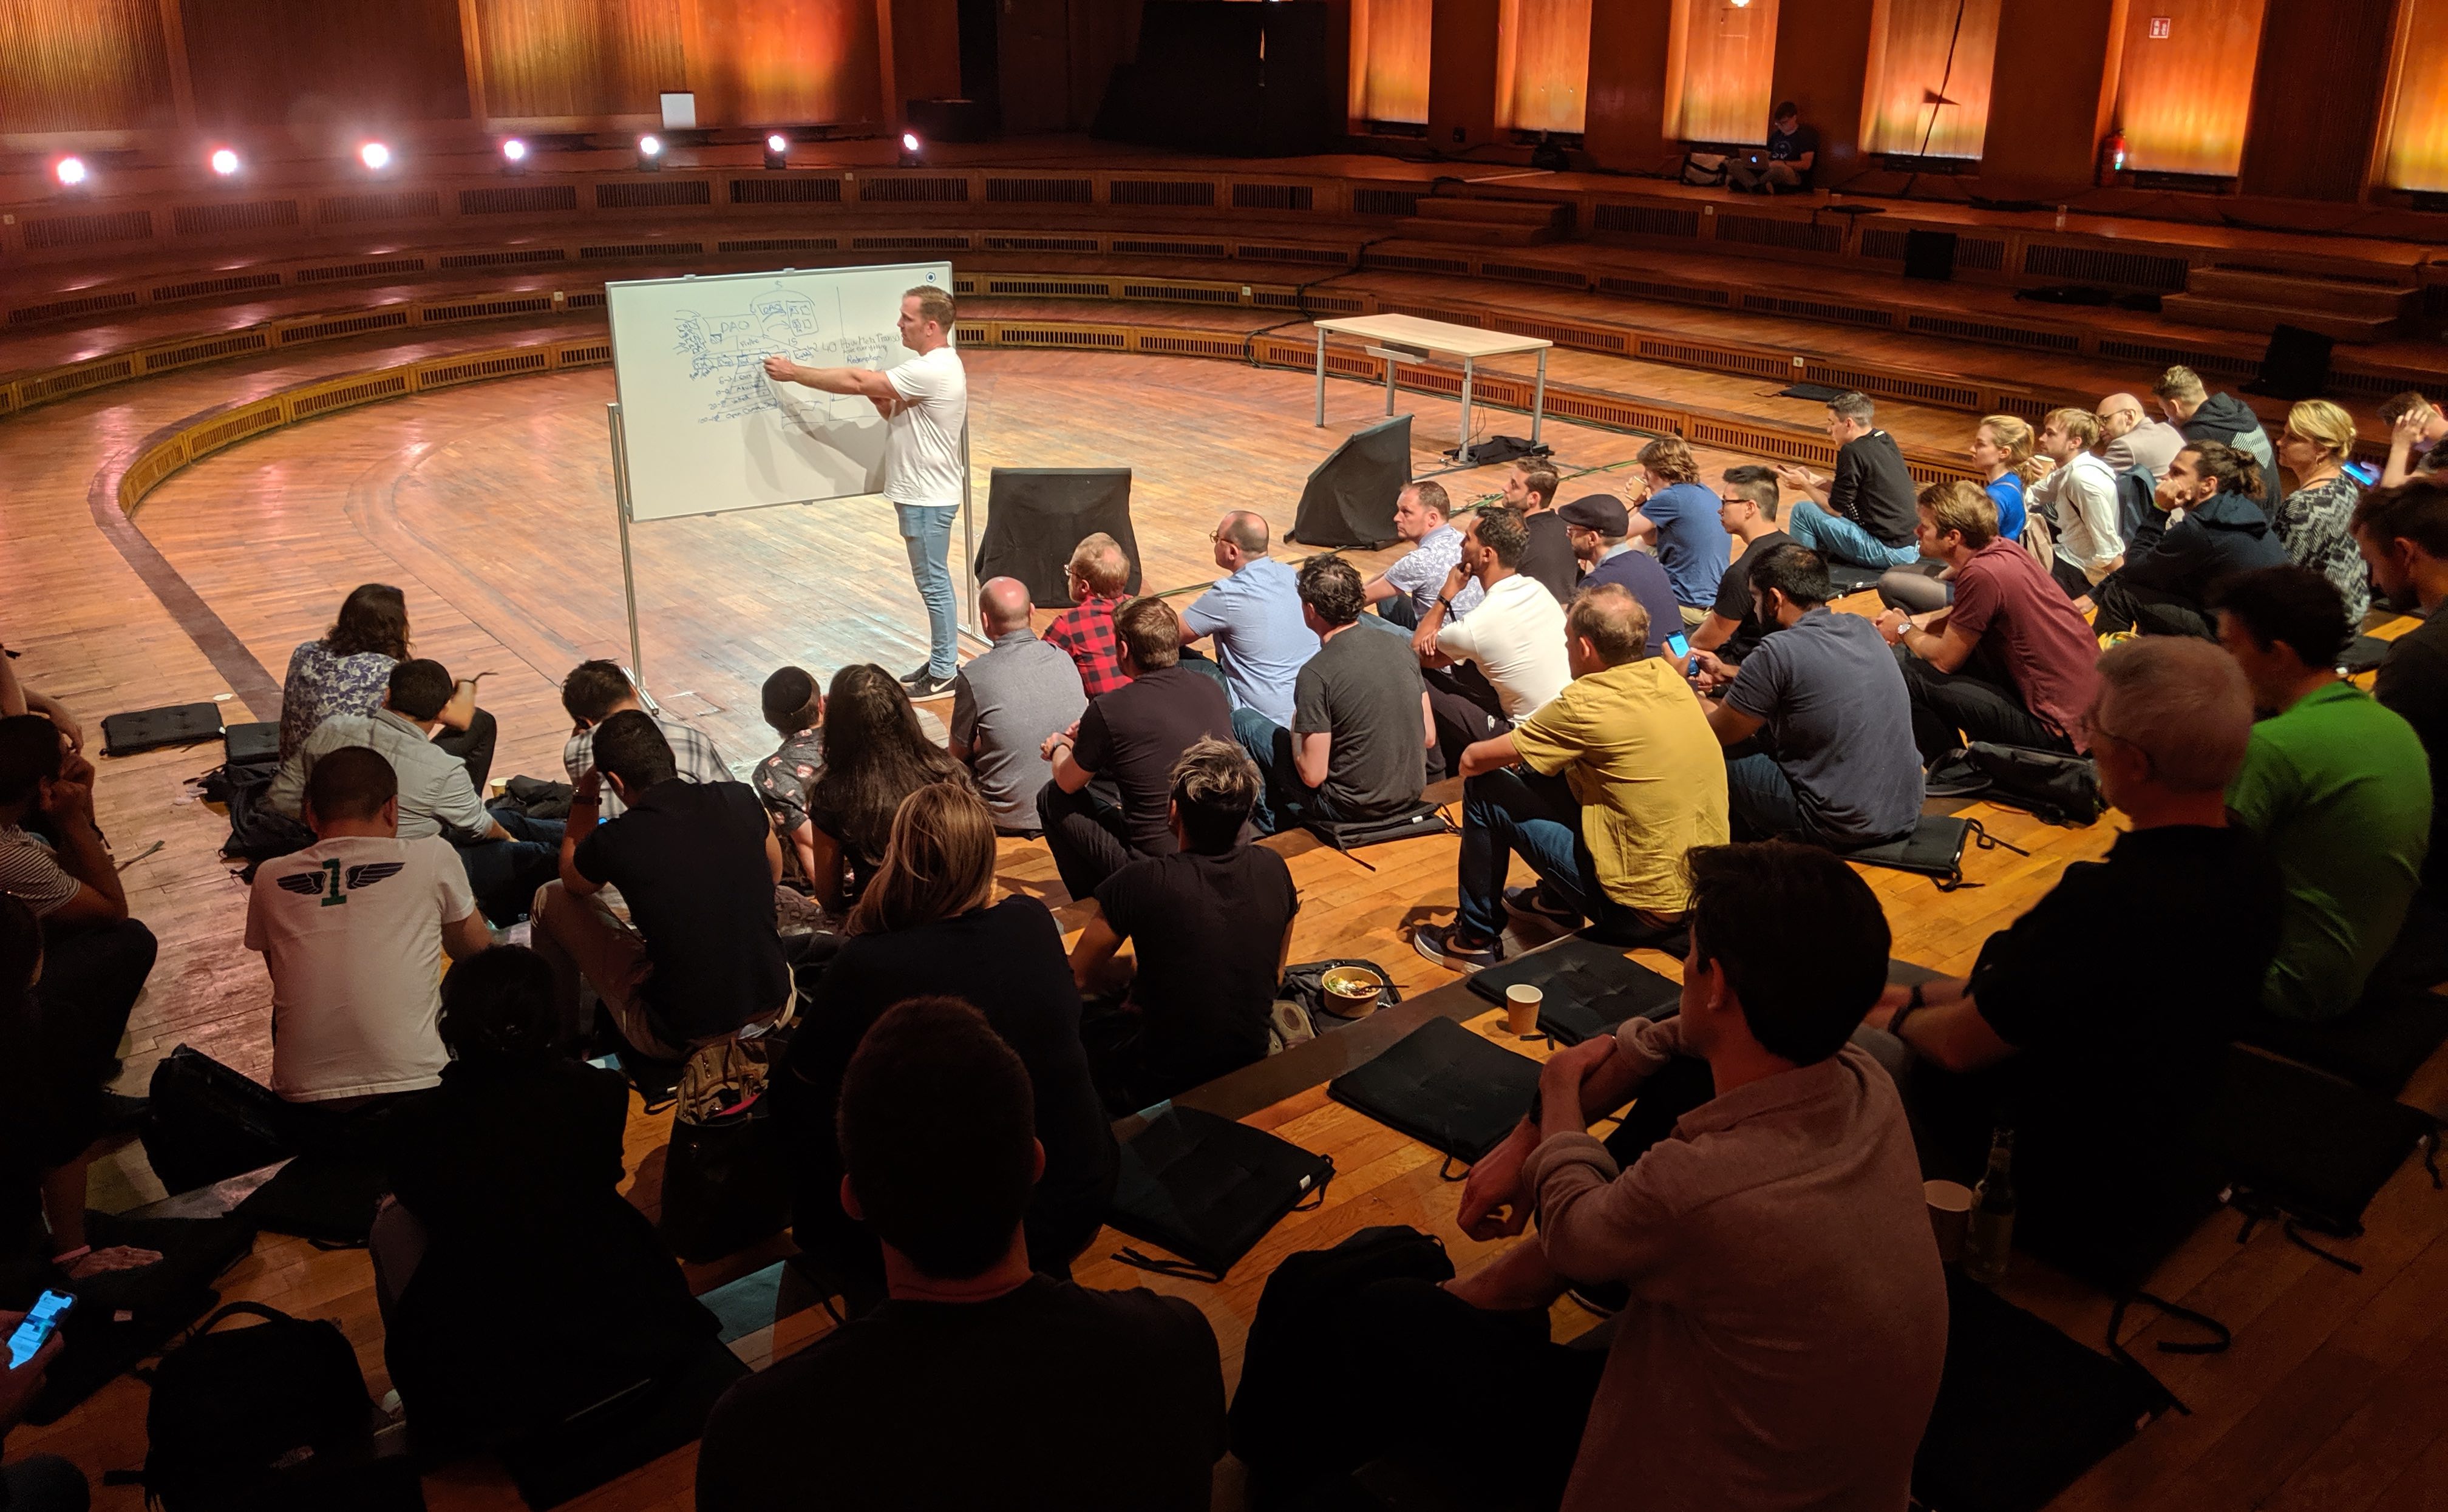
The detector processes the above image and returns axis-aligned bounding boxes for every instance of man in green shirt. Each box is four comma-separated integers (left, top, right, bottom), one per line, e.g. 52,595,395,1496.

2214,566,2432,1022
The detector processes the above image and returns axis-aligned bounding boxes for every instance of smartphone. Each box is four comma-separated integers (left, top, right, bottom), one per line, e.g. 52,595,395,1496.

8,1290,72,1370
1665,632,1691,659
2343,461,2380,487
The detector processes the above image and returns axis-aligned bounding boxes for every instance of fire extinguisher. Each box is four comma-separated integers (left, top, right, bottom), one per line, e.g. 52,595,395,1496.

2096,127,2127,187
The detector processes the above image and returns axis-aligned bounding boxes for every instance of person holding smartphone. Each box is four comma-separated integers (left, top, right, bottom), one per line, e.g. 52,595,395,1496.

1,1297,87,1512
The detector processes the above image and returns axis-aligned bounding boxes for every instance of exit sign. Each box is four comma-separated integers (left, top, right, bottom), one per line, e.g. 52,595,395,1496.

2149,15,2172,38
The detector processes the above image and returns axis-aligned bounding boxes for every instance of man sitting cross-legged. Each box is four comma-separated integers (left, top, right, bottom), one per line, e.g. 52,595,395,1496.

1346,842,1944,1512
1415,584,1726,968
531,711,792,1060
696,995,1227,1512
951,577,1086,838
1621,436,1733,625
1232,555,1433,835
560,659,732,819
1690,544,1924,847
1773,391,1922,569
1559,494,1683,662
1687,466,1794,665
1365,481,1484,629
1178,510,1318,728
1410,505,1571,775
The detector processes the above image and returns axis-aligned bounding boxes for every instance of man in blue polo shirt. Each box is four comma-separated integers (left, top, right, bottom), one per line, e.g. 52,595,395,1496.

1178,510,1319,727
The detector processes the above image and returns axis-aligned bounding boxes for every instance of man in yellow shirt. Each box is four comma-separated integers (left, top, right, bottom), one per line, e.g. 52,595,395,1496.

1416,585,1730,969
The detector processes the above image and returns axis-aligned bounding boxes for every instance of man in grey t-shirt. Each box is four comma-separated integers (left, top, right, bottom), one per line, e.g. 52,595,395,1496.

951,578,1087,835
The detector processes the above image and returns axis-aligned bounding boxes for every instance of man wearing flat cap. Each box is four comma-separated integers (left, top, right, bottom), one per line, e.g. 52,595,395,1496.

1560,496,1684,662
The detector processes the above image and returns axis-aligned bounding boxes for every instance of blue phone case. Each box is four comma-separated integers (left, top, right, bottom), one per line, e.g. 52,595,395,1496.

8,1290,72,1369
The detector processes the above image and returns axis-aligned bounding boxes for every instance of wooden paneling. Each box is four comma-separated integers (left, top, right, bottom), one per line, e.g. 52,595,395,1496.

1770,0,1874,180
180,0,470,127
2381,0,2448,191
1664,0,1781,144
0,0,178,134
1582,0,1678,170
1861,0,2002,159
469,0,685,121
1980,0,2120,195
1351,0,1432,124
1492,0,1590,133
2113,0,2266,177
1428,0,1501,146
2240,0,2396,199
1066,0,1141,127
882,0,960,118
692,0,883,126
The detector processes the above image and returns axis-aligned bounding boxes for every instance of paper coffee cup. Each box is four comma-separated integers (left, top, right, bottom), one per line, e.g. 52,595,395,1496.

1925,1179,1974,1263
1505,983,1542,1037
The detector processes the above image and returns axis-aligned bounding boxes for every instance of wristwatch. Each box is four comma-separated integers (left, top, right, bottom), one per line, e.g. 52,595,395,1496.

1886,981,1926,1038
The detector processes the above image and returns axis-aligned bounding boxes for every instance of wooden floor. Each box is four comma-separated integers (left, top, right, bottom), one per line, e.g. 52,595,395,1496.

5,336,2446,1512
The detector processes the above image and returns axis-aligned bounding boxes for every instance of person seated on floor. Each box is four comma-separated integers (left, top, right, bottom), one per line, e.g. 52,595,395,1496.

2026,407,2124,599
0,634,85,755
1072,737,1300,1108
1043,532,1136,697
1365,481,1484,629
1691,545,1923,848
804,665,971,914
2097,391,2185,480
533,711,791,1062
1688,466,1793,665
1415,585,1727,969
1622,436,1734,625
1412,506,1572,774
776,783,1117,1303
953,578,1086,840
1500,463,1580,604
2093,441,2289,640
2272,399,2373,624
1179,510,1318,728
2354,478,2448,903
1725,100,1820,193
1353,842,1942,1512
560,659,732,819
1877,482,2103,766
0,1278,88,1512
268,659,558,924
277,583,491,788
1878,414,2053,615
706,996,1222,1512
1560,495,1682,660
1863,637,2277,1284
1773,392,1922,571
2213,566,2430,1025
2156,364,2281,514
1232,557,1433,835
248,747,491,1136
2379,390,2447,488
752,665,826,886
1039,596,1237,902
373,945,718,1450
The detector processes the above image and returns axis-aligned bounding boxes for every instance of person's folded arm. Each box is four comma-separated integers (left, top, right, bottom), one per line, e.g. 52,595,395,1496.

559,779,605,898
1456,731,1520,779
1622,512,1660,545
436,680,478,733
1420,691,1436,751
1045,737,1093,795
1892,998,2015,1072
1069,909,1126,994
1902,617,1979,676
765,826,784,886
788,820,818,884
1363,574,1399,605
2107,524,2194,594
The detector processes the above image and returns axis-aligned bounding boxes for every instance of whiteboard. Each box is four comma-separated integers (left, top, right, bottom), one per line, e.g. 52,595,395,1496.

605,262,956,523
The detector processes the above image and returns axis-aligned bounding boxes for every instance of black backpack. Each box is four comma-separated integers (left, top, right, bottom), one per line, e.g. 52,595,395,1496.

1928,742,2105,827
129,1302,389,1511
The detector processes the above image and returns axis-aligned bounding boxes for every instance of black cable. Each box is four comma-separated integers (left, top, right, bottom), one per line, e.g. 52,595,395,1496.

1899,0,1971,199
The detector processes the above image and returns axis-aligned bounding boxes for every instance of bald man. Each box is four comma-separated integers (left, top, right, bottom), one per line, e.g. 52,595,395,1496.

2096,393,2184,480
1179,510,1319,727
950,577,1086,835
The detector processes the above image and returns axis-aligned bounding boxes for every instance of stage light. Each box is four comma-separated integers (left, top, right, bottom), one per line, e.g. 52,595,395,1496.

54,156,88,188
209,147,241,177
898,131,923,166
501,138,528,165
637,134,663,170
763,132,789,170
359,141,392,171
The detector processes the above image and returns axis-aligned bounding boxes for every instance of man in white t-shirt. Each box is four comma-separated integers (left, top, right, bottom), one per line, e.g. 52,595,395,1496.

1409,506,1569,773
766,284,969,699
246,746,491,1110
2030,407,2124,601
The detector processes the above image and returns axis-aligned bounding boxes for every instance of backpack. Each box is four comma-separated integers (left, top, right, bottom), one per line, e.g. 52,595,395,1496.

206,760,313,878
129,1302,392,1511
1928,742,2105,827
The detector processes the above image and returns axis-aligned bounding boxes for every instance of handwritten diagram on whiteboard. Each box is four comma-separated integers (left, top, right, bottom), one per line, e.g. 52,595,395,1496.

606,262,954,523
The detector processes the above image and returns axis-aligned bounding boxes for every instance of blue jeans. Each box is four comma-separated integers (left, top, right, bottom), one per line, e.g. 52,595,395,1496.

455,807,565,925
1723,752,1814,844
1455,768,1634,941
1786,501,1920,568
1231,707,1350,837
897,503,958,677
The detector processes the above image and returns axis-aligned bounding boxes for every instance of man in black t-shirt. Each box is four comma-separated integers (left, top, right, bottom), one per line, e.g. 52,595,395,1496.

1501,463,1581,604
1234,555,1433,833
2354,480,2448,898
532,711,790,1059
1689,466,1793,665
1776,392,1922,569
1072,737,1300,1108
1727,101,1818,193
698,997,1226,1512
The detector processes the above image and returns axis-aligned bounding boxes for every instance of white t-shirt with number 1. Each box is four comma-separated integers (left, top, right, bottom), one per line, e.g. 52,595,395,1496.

883,342,969,509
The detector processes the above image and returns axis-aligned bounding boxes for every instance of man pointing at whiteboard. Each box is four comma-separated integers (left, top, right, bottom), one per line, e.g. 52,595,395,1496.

764,285,968,699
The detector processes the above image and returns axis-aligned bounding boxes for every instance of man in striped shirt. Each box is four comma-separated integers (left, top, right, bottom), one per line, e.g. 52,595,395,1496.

560,660,733,819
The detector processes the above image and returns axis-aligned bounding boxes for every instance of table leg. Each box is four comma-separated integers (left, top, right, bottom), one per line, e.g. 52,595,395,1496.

1458,358,1477,463
1384,350,1398,415
1314,328,1327,427
1531,349,1549,449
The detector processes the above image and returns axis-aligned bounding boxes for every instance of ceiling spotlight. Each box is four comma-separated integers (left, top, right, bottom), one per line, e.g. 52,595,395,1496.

359,141,392,171
898,131,923,166
209,147,241,177
501,138,528,165
637,134,663,170
54,156,88,188
763,132,790,170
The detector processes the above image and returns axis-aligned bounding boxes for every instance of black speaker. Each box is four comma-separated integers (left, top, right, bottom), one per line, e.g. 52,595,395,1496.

906,97,999,143
2248,324,2334,401
973,468,1139,609
1903,230,1957,283
1288,416,1413,549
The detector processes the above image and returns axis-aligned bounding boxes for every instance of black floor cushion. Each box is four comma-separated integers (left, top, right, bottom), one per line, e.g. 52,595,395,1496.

1106,1105,1335,1282
2232,986,2448,1097
1466,937,1682,1046
2193,1043,2440,1238
1328,1017,1542,1163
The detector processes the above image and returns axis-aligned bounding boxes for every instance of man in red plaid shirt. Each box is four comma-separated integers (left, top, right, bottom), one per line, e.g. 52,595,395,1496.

1046,534,1136,697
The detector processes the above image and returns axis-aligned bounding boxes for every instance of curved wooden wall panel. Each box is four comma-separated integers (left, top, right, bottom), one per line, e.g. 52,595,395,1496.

1859,0,2001,161
179,0,473,127
1493,0,1591,134
1348,0,1432,125
471,0,688,123
1664,0,1781,146
2113,0,2268,178
2383,0,2448,193
692,0,885,127
0,0,177,136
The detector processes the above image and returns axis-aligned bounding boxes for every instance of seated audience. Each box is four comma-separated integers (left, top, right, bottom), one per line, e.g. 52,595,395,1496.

1043,533,1136,696
1688,466,1793,663
1560,495,1681,659
1880,415,2045,614
1500,464,1580,604
1365,481,1483,629
1692,545,1923,847
806,664,972,911
1179,511,1317,727
1039,597,1237,901
2097,391,2185,480
374,946,718,1448
751,666,825,884
1623,436,1733,621
2272,399,2373,623
706,997,1222,1512
2093,441,2288,639
2214,567,2430,1023
248,747,491,1115
2354,479,2448,897
1072,739,1299,1108
1877,483,2101,764
1234,557,1432,834
279,583,490,788
1725,100,1819,192
1412,506,1571,771
2027,407,2124,597
2155,365,2281,514
1775,392,1921,569
776,784,1117,1297
534,711,790,1060
1416,585,1727,968
1863,637,2277,1284
560,659,732,818
952,578,1087,838
2380,390,2446,487
1356,843,1940,1511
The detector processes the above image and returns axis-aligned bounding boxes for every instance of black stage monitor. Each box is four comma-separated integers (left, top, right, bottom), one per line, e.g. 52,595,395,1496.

1289,415,1412,549
2248,324,2334,402
974,468,1140,609
1903,229,1958,283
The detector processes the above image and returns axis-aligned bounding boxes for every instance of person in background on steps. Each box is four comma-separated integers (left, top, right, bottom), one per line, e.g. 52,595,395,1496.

1725,100,1818,192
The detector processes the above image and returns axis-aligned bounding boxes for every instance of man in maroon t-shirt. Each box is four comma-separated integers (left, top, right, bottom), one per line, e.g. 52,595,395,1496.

1875,481,2101,764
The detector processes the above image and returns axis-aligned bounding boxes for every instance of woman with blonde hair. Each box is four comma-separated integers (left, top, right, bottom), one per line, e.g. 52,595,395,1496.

2273,399,2370,621
772,781,1115,1304
1970,414,2042,544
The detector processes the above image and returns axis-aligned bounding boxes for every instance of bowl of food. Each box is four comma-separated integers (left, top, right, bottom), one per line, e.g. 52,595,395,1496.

1318,964,1387,1020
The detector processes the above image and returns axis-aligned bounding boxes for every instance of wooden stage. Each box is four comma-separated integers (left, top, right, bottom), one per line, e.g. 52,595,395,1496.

6,325,2448,1511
